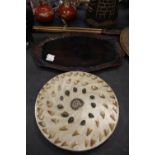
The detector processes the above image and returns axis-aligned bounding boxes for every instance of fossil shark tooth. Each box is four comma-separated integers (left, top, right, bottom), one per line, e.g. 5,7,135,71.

86,128,93,136
72,130,80,136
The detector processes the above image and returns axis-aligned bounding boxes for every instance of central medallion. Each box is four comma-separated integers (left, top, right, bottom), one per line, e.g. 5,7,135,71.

70,98,84,110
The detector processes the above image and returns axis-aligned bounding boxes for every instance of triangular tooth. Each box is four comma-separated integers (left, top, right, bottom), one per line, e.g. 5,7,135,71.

42,128,49,135
38,114,44,120
103,103,108,109
46,101,53,107
99,133,104,142
47,110,55,116
79,72,85,77
109,123,115,131
112,107,117,114
51,118,59,124
37,107,43,115
90,139,96,147
91,85,98,90
104,129,109,137
91,75,97,80
51,91,56,97
97,79,103,83
71,142,77,148
100,111,105,119
59,126,68,131
85,139,89,147
113,101,118,107
66,78,71,84
95,120,99,128
38,121,46,127
107,88,112,92
61,141,69,146
110,95,115,99
74,80,80,85
110,114,116,121
72,130,80,136
48,132,56,139
54,138,61,144
86,128,93,136
82,82,89,86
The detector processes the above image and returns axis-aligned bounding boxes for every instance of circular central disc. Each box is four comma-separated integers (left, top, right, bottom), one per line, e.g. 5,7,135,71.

70,98,84,110
35,71,119,151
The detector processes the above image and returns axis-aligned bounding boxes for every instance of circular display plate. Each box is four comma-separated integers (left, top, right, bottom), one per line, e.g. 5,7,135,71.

120,27,129,56
35,71,119,151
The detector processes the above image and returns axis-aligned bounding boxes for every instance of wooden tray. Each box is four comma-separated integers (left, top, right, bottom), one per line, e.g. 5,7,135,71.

33,33,123,72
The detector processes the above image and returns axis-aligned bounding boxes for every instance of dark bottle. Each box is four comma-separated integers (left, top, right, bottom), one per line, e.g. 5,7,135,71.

86,0,119,27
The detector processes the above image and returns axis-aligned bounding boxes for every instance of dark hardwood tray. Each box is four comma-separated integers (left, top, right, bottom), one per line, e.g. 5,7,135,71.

33,33,123,72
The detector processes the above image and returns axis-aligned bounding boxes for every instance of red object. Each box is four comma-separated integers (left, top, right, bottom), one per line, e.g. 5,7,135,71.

35,1,54,22
59,3,76,21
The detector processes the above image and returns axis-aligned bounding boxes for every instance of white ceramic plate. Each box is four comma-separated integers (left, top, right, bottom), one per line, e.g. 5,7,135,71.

35,71,119,151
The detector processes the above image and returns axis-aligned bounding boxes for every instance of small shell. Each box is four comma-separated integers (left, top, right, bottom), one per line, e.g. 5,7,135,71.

61,111,69,117
59,126,68,131
57,104,64,109
88,113,94,118
80,120,86,126
72,130,80,136
91,85,98,90
90,139,96,147
86,128,93,136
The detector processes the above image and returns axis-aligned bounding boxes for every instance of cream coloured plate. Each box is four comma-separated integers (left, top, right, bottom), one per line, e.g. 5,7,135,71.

35,71,119,151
